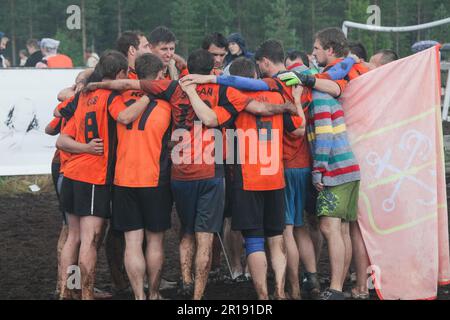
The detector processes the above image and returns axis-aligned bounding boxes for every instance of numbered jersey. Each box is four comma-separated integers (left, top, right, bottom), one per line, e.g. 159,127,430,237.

114,90,172,188
215,91,302,191
60,89,127,185
140,80,251,181
263,78,313,170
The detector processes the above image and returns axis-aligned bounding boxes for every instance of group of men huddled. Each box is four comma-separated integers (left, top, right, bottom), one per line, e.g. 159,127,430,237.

46,26,398,300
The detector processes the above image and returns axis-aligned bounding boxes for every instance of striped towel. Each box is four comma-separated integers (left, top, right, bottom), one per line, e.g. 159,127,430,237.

307,90,361,186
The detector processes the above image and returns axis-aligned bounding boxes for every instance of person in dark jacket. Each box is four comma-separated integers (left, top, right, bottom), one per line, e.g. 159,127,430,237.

25,39,44,67
224,33,254,68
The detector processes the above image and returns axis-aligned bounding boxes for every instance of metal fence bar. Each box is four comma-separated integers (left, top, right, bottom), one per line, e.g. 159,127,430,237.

342,17,450,37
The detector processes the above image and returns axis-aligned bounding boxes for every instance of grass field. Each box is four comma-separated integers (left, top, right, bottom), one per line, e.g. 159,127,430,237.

0,175,54,196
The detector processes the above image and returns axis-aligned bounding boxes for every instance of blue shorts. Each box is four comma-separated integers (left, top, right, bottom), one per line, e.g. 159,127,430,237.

284,168,312,227
172,178,225,235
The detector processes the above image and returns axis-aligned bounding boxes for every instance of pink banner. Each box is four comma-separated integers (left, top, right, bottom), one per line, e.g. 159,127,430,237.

340,46,450,300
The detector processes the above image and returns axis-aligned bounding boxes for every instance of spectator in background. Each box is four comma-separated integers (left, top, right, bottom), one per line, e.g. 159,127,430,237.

411,40,439,53
0,32,10,68
349,41,378,71
224,33,254,69
369,49,399,68
36,38,73,69
25,39,43,67
285,50,309,73
202,32,228,74
19,49,28,66
85,48,99,68
348,41,368,61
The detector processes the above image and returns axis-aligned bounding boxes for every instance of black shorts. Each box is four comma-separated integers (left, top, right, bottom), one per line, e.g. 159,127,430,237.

231,188,286,237
112,185,173,233
171,178,225,234
61,177,111,219
305,186,318,215
51,162,67,224
51,162,61,195
223,165,234,219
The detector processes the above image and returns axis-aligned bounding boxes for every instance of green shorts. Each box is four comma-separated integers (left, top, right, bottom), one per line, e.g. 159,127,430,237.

316,181,360,222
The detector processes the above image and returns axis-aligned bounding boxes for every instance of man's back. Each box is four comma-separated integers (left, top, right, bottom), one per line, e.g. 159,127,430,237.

140,79,251,181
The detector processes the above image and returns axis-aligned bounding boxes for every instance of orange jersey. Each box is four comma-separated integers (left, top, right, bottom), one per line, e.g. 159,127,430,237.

48,117,63,164
218,90,295,191
114,90,172,188
164,66,189,80
179,66,189,78
46,54,73,68
60,89,127,185
140,80,252,181
128,67,138,80
263,78,312,169
49,98,74,172
321,58,369,96
58,100,73,173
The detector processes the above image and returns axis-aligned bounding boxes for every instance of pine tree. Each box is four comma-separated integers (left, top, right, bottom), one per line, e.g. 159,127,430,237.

171,0,203,57
264,0,296,50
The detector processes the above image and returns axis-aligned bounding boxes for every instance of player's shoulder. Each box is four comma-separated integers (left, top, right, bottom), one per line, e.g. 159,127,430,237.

243,89,283,104
154,98,172,109
353,62,370,75
258,90,285,103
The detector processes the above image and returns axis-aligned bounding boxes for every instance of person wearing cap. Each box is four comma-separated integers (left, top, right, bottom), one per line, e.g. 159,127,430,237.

0,32,10,68
224,33,254,69
36,38,73,68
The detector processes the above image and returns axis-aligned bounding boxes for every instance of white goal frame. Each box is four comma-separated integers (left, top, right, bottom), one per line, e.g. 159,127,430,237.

342,17,450,121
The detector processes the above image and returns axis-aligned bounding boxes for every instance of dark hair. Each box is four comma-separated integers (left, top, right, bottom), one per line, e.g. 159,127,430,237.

26,39,40,49
202,32,228,50
255,39,285,64
149,26,176,45
86,50,128,85
135,53,164,80
229,57,257,78
285,50,309,68
375,49,399,65
116,31,145,56
315,27,349,57
349,41,368,61
187,49,214,75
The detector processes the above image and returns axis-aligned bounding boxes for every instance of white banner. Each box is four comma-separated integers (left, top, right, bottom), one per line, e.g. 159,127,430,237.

0,69,83,176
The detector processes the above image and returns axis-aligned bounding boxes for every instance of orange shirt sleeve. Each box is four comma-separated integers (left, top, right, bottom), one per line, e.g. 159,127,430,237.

213,86,252,127
47,117,62,133
140,80,179,101
107,92,127,120
179,67,189,79
283,114,303,133
59,94,79,120
333,79,348,97
62,117,76,138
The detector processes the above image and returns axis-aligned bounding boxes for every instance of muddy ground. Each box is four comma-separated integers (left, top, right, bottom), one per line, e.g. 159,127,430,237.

0,189,449,300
